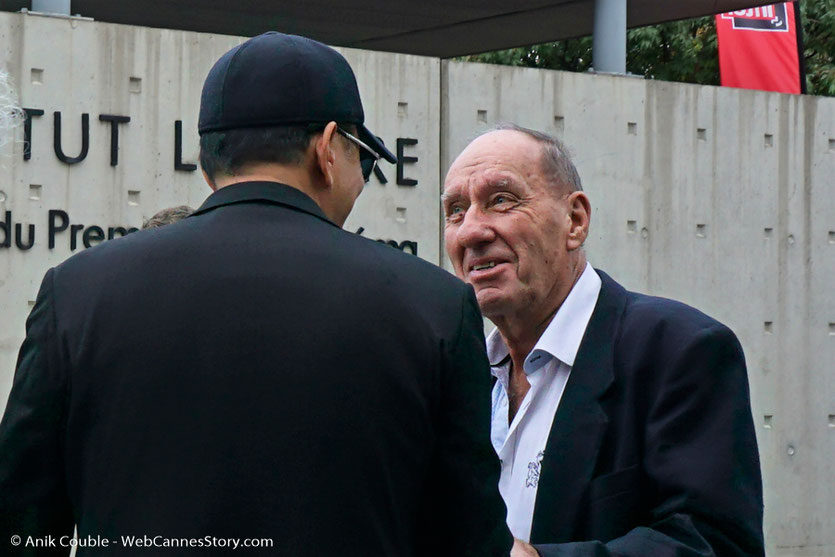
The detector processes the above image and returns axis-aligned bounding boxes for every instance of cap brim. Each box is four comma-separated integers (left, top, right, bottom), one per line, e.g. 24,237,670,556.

358,124,397,164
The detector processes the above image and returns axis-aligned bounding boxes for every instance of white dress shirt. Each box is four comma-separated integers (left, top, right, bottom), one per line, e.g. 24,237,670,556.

487,263,602,542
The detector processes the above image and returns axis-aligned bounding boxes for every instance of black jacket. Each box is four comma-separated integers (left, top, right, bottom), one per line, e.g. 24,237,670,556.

0,181,512,556
531,272,764,556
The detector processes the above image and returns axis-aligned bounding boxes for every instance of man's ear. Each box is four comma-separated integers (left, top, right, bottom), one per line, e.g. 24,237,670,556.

566,191,591,250
313,121,339,189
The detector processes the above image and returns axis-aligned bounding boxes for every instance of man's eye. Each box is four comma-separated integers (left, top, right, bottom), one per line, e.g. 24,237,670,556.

445,205,464,220
492,194,514,206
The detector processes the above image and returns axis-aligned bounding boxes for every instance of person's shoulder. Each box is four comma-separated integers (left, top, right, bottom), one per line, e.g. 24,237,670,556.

598,272,745,383
598,270,735,344
626,290,722,331
331,231,472,332
337,229,466,291
50,218,194,287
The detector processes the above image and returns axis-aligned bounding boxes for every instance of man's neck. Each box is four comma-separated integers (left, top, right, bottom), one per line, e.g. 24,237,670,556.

492,255,587,423
209,163,341,223
493,256,587,365
495,311,555,368
211,163,316,195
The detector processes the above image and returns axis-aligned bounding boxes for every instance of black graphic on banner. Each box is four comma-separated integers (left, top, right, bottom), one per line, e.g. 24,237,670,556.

721,5,789,32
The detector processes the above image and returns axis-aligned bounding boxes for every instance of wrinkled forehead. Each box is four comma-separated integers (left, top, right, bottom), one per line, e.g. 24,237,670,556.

444,132,544,195
446,130,542,182
443,162,514,202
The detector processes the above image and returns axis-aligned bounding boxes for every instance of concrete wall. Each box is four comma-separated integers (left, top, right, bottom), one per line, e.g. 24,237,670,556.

1,11,833,556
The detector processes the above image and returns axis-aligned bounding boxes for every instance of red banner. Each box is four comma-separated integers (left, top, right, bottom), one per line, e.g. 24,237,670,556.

715,3,804,94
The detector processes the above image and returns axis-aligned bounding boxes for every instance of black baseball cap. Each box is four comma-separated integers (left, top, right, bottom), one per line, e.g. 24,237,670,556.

198,31,396,164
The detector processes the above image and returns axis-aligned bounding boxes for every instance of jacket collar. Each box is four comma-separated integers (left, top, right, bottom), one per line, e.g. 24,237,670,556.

529,270,627,544
191,181,338,228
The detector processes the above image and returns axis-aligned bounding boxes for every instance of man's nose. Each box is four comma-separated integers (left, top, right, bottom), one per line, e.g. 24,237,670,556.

456,207,496,247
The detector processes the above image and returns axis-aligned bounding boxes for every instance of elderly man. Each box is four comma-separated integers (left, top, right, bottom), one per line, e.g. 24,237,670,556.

443,124,764,556
0,33,512,556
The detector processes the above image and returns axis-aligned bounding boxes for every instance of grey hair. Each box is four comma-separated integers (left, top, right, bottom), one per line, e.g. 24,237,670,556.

488,123,582,193
0,69,24,148
142,205,194,229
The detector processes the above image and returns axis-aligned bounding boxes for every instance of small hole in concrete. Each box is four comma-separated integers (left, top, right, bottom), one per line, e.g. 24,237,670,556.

28,300,35,308
397,102,407,117
627,122,637,136
829,415,835,428
696,224,706,238
829,139,835,151
0,190,7,203
763,415,773,429
627,220,637,234
787,234,795,245
764,321,773,334
640,227,649,239
29,184,41,200
128,190,140,206
764,134,773,148
129,77,142,93
787,445,795,456
829,323,835,336
828,231,835,244
764,227,773,239
395,207,406,223
31,68,43,84
697,128,707,141
477,110,487,123
554,115,564,133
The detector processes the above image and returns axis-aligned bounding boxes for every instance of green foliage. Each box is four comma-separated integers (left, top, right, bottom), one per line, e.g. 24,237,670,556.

801,0,835,95
626,17,718,86
460,39,593,73
460,0,834,97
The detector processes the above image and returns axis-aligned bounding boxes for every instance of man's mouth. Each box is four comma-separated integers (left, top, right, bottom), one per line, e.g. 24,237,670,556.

467,258,510,278
472,261,498,271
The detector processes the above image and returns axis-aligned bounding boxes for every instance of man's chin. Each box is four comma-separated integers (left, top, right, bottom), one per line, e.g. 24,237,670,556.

474,289,510,320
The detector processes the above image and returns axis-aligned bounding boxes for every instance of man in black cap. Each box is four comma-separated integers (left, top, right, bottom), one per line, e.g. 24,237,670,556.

0,32,512,556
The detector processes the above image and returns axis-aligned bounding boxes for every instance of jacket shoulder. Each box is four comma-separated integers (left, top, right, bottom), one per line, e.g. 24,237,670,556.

50,217,472,336
596,271,740,360
336,231,474,323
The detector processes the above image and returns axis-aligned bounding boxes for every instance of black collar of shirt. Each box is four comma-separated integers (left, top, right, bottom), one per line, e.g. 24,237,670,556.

191,181,338,229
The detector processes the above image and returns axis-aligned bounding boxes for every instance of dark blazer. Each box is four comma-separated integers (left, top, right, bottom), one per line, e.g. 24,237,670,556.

0,182,512,556
531,271,764,557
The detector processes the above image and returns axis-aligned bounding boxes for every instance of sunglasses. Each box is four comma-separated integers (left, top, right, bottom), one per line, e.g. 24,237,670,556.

336,127,381,183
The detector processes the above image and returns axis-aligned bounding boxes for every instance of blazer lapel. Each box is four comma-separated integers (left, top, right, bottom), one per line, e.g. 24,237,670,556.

529,271,626,544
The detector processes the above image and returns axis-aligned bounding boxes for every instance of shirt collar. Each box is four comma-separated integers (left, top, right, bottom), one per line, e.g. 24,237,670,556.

486,262,602,376
191,181,337,228
486,329,510,372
